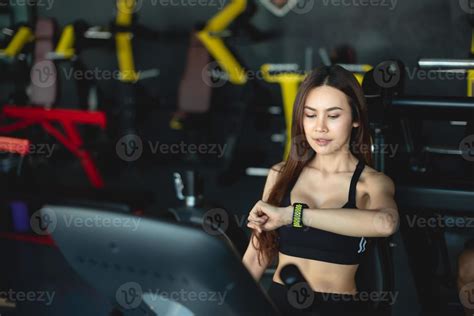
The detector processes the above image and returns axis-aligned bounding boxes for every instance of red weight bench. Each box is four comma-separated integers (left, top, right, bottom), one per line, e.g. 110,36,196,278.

0,105,106,188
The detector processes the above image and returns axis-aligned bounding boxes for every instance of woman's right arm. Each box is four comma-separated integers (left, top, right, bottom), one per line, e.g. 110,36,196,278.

242,163,283,281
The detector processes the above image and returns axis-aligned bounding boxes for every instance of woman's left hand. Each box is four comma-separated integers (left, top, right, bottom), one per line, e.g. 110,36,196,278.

247,200,292,233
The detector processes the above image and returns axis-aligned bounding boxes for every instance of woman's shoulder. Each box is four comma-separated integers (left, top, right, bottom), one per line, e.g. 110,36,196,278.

265,161,286,182
261,161,287,201
360,165,395,194
270,161,286,173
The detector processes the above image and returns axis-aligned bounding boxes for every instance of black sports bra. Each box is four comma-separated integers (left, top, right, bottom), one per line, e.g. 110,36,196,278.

277,160,371,265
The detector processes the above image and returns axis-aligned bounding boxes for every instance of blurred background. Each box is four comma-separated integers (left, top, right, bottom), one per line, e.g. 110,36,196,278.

0,0,473,315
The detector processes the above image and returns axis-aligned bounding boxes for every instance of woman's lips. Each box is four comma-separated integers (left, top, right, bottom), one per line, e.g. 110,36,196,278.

315,138,332,146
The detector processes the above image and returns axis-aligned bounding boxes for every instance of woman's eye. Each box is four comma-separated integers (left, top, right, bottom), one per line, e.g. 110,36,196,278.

305,114,316,118
329,115,339,119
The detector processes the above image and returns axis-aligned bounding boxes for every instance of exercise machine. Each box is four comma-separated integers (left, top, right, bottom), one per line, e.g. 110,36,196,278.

170,170,248,256
44,203,396,315
363,58,474,315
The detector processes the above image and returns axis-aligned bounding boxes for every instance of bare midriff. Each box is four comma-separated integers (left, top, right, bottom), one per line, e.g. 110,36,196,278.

272,252,359,295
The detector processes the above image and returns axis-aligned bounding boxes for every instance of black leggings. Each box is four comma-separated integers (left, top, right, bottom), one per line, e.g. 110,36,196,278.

267,281,367,316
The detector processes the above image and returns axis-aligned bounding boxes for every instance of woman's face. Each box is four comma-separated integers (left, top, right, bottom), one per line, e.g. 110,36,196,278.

302,85,359,155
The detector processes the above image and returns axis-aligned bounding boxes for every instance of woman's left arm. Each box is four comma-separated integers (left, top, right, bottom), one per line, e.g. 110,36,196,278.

251,173,399,237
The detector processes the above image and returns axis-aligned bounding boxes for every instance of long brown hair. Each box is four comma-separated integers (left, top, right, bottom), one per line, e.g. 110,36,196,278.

253,65,373,265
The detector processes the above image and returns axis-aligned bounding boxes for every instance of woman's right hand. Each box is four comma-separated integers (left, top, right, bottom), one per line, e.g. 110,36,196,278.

246,201,269,233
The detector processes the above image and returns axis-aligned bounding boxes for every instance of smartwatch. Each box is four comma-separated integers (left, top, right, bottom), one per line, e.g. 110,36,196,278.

292,203,308,228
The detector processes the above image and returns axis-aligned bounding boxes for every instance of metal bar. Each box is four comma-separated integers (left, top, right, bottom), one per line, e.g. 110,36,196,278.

422,146,462,155
246,167,269,177
418,59,474,70
391,96,474,110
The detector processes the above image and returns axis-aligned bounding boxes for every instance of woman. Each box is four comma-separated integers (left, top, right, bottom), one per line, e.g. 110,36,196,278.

242,65,399,315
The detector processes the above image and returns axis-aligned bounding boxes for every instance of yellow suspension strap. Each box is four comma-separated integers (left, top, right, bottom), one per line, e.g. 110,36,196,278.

352,64,372,86
196,0,247,85
261,64,306,159
337,63,372,85
468,29,474,97
54,24,76,60
0,26,34,59
115,0,139,83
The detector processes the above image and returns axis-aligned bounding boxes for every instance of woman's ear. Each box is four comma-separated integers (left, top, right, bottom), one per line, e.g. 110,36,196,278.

352,121,360,128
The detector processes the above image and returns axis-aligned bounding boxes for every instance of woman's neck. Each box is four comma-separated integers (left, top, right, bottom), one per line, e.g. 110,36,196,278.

306,150,358,174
